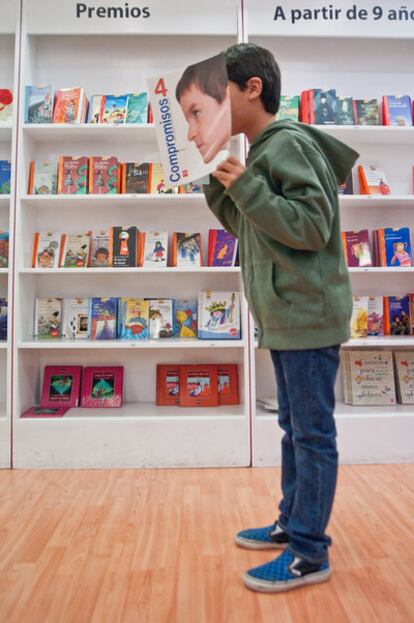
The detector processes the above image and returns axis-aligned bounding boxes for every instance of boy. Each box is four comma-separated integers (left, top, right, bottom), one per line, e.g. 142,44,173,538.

203,43,359,593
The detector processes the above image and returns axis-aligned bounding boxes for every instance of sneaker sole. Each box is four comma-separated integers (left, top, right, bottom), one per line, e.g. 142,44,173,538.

235,535,288,550
243,567,332,592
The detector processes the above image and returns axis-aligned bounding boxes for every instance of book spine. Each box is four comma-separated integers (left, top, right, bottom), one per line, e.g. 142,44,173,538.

57,157,64,194
59,234,67,267
88,157,94,194
32,232,39,268
382,96,389,125
341,232,349,265
28,160,34,194
148,163,154,193
379,229,386,267
383,297,390,335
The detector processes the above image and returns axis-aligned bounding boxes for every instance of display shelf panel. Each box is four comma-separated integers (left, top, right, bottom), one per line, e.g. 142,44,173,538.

349,267,414,274
345,337,414,348
20,267,241,275
23,123,156,143
21,194,206,208
256,402,414,419
320,126,414,145
0,269,9,274
340,196,414,209
18,339,246,350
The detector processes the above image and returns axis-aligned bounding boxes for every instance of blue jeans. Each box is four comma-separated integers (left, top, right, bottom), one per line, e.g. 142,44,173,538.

270,346,340,564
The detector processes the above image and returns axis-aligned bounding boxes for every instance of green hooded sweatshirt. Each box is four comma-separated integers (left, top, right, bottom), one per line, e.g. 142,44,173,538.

204,120,359,350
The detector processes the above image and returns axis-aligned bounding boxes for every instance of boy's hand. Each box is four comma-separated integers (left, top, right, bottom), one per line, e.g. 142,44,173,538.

212,156,246,189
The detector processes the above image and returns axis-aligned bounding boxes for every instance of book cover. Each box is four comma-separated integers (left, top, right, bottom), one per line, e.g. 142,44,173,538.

139,231,168,267
126,92,148,124
120,298,149,340
87,95,105,123
62,298,90,339
149,162,177,194
20,406,69,418
337,172,353,195
121,162,150,194
217,364,239,405
358,164,391,195
172,232,201,267
350,296,368,338
90,231,112,267
41,365,82,407
355,99,380,125
409,293,414,335
336,97,356,125
57,156,88,195
101,94,128,124
0,298,7,341
309,89,337,125
0,231,9,268
147,53,231,186
384,296,410,336
149,299,173,339
179,365,219,407
29,161,58,194
379,227,412,267
178,180,204,193
0,89,13,123
173,298,198,338
341,230,372,267
300,90,309,123
53,87,84,124
89,297,118,340
208,229,238,267
81,366,124,408
383,95,412,127
111,226,138,268
0,160,11,194
32,232,62,269
25,85,54,123
367,296,384,337
393,351,414,404
89,156,119,194
198,290,240,339
156,364,180,406
343,350,396,406
276,95,300,121
61,233,91,268
34,298,62,340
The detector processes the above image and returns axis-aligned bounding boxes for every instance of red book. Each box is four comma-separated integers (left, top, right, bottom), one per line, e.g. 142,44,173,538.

41,365,82,408
88,156,120,194
21,406,69,418
58,156,88,194
179,365,218,407
217,364,239,406
300,90,309,123
81,366,124,408
156,364,180,406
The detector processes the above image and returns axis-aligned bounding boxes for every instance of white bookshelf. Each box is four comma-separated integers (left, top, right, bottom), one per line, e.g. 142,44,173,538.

248,2,414,466
12,0,250,468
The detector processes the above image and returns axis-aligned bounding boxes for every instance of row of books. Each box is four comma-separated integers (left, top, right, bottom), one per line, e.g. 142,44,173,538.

25,86,151,125
34,291,241,341
341,164,414,196
0,90,13,124
278,93,414,126
351,295,414,338
0,298,7,340
28,158,204,195
0,161,11,195
342,227,412,268
21,365,124,416
341,350,414,406
33,229,237,269
0,232,9,268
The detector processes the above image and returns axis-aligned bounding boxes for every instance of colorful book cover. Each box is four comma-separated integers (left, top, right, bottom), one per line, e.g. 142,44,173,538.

217,364,239,405
101,94,128,124
89,297,118,340
172,232,201,267
179,365,219,407
383,95,412,127
300,90,310,123
178,181,204,194
367,296,384,337
208,229,238,267
409,294,414,335
0,232,9,268
309,89,337,125
20,406,69,418
393,351,414,404
198,291,240,339
89,157,119,194
25,85,54,123
341,230,372,267
337,172,353,195
34,298,62,340
41,365,82,407
149,162,177,194
344,350,396,406
276,96,300,121
0,298,7,341
358,164,391,195
90,231,112,267
32,232,62,269
173,298,198,338
120,298,149,340
355,99,380,125
380,227,412,267
149,299,173,339
57,156,88,195
111,226,138,268
0,160,11,194
384,296,410,336
81,366,124,408
0,89,13,123
62,298,90,339
61,233,91,268
29,161,58,195
350,296,368,338
53,87,84,124
336,97,356,125
139,231,168,267
87,95,104,123
156,364,180,406
126,92,148,124
122,162,150,194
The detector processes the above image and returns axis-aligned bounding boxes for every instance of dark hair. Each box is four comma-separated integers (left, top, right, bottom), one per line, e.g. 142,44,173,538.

224,43,281,114
176,53,228,104
95,247,109,257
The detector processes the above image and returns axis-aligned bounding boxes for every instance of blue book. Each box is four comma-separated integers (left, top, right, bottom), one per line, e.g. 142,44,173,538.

101,94,128,124
383,95,412,126
25,85,54,123
0,299,7,341
126,92,148,124
0,161,11,194
386,296,410,336
382,227,412,267
89,297,118,340
173,298,198,338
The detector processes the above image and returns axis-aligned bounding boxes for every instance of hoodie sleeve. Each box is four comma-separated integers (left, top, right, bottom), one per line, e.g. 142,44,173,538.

225,141,339,251
203,176,240,239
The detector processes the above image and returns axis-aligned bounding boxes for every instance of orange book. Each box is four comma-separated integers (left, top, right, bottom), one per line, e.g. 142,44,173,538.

53,87,84,124
383,297,390,335
28,160,34,194
57,156,88,194
32,232,62,269
156,364,180,406
179,365,219,407
217,364,239,406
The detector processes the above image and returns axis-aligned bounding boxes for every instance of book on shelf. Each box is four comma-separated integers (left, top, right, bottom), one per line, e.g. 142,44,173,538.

0,160,11,194
178,180,204,194
25,85,54,123
341,349,396,406
34,298,62,340
350,296,368,339
337,172,354,195
309,89,337,125
336,97,356,125
41,365,82,408
87,95,105,123
80,366,124,408
60,233,91,268
393,351,414,404
20,406,69,418
0,298,7,341
88,156,120,194
0,89,13,123
172,232,201,267
32,232,62,269
358,164,391,195
138,231,168,268
173,298,198,338
0,231,9,268
125,92,148,124
101,94,128,124
208,229,238,267
90,230,112,267
276,96,300,121
149,162,177,194
89,297,118,340
300,90,309,124
156,365,180,406
62,298,90,339
341,230,372,267
52,87,87,124
57,156,88,194
149,299,174,339
383,296,411,336
198,290,241,339
179,364,219,407
410,294,414,334
382,95,412,127
28,160,58,194
121,162,150,194
119,298,149,340
374,227,412,267
354,99,380,125
367,296,384,337
111,226,138,267
217,364,239,405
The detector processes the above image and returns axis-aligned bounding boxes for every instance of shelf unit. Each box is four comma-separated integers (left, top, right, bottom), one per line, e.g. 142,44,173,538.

248,9,414,466
0,0,19,468
12,0,250,468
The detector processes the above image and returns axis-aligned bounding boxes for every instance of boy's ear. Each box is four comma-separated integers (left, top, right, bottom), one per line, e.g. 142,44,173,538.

246,76,263,101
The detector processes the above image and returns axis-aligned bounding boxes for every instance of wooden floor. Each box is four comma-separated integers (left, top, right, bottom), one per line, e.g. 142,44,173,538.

0,465,413,623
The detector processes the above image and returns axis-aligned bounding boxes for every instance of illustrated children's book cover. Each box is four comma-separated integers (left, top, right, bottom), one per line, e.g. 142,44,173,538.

20,406,69,418
172,232,201,267
350,296,368,339
376,227,412,267
341,230,372,267
173,298,198,338
149,299,173,339
81,366,124,408
217,364,239,405
101,94,128,124
341,350,396,406
179,364,219,407
0,231,9,268
120,298,149,340
208,229,238,267
0,89,13,123
121,162,150,194
382,95,412,126
34,298,62,340
90,231,112,267
336,97,356,125
147,52,231,186
89,156,120,194
61,233,91,268
138,231,168,267
198,290,240,339
28,161,58,194
32,232,62,269
276,95,300,121
393,351,414,404
126,92,148,124
62,298,90,339
354,99,380,125
149,162,177,194
0,160,11,194
57,156,88,194
89,297,118,340
25,85,54,123
156,364,180,406
383,296,411,336
0,298,7,341
358,164,391,195
41,365,82,407
367,296,384,337
87,95,105,123
53,87,86,124
111,226,138,268
309,89,337,125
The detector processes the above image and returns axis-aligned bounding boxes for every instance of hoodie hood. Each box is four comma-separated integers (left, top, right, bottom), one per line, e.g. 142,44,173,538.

249,120,359,185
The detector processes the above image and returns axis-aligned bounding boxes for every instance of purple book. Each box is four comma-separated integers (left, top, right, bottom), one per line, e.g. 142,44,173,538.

208,229,238,267
342,229,372,268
